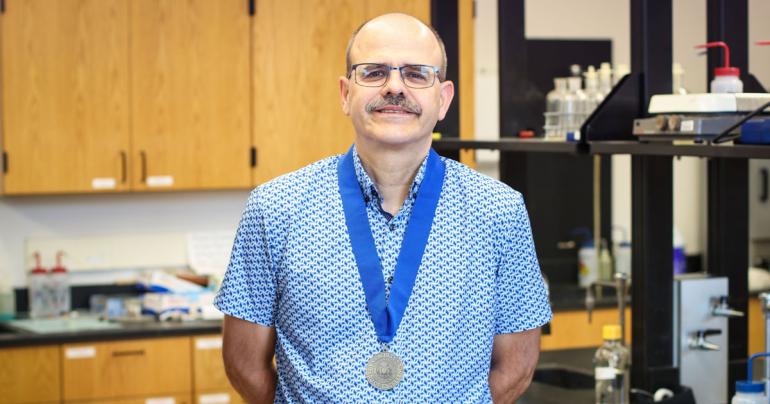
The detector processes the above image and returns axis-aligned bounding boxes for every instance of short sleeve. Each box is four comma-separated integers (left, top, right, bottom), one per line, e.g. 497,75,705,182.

494,191,553,334
214,189,277,326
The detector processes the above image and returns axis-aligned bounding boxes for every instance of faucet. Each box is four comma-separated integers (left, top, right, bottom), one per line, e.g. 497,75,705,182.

689,329,722,351
711,295,744,318
585,272,629,344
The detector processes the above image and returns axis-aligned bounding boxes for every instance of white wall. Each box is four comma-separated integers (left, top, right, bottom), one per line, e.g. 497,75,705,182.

0,191,248,287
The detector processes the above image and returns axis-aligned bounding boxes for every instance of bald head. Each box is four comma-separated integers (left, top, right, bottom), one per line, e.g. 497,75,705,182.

345,13,447,81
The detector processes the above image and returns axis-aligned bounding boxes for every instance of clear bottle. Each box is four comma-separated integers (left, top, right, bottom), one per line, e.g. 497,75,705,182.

594,325,630,404
28,252,51,319
544,78,568,139
695,41,743,93
612,64,630,86
564,77,587,138
583,66,605,116
599,239,613,281
672,63,688,95
50,251,70,317
598,62,613,97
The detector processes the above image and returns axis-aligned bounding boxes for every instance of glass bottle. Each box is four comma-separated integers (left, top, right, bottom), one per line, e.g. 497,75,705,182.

594,325,630,404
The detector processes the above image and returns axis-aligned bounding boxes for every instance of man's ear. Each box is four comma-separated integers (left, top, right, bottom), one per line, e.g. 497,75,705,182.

437,80,455,121
340,76,351,116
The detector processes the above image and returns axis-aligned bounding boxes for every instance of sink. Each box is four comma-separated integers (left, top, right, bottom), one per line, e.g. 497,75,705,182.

533,365,594,390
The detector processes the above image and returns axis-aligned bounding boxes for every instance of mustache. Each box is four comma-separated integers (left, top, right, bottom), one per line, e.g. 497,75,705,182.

365,94,422,115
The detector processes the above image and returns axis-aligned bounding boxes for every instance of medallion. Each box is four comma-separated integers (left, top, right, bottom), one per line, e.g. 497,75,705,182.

365,351,404,390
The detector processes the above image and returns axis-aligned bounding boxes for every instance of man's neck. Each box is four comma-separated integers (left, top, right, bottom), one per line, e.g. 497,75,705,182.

355,137,431,216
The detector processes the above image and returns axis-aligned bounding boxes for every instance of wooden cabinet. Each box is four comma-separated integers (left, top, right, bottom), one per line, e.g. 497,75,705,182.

251,0,431,185
541,307,633,351
67,394,192,404
62,337,191,402
749,296,764,355
191,335,244,404
0,345,61,404
130,0,252,191
2,0,446,193
0,0,131,194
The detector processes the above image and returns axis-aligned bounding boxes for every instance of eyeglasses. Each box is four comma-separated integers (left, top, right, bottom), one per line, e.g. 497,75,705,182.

350,63,441,89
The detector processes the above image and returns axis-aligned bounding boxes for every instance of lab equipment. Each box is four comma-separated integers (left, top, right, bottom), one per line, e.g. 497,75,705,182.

695,41,743,93
49,251,70,316
594,324,630,404
28,251,51,319
731,352,770,404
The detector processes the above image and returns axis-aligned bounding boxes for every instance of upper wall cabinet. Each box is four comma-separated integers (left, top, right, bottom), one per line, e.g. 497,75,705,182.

1,0,131,194
251,0,431,185
131,0,252,191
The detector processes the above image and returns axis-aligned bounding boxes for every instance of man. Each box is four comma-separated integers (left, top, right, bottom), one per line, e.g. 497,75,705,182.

215,13,551,403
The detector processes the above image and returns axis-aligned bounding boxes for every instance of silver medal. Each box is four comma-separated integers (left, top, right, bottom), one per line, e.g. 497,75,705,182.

365,351,404,390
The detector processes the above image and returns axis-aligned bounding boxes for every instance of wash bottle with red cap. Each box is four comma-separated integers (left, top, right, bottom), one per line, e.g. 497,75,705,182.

695,41,743,93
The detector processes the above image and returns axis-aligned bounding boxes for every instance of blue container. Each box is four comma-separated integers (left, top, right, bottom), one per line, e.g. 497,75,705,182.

740,119,770,145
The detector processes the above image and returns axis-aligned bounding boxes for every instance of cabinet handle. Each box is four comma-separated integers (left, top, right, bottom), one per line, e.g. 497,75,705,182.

140,151,147,183
112,349,145,357
120,151,127,184
761,168,768,203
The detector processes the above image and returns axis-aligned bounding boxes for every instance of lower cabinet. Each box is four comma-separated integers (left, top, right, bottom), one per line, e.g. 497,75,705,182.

192,335,245,404
541,307,633,351
0,345,61,404
62,337,192,402
65,395,192,404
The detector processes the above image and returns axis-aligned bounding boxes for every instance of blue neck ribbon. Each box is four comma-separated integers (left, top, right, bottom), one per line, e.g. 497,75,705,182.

337,145,446,344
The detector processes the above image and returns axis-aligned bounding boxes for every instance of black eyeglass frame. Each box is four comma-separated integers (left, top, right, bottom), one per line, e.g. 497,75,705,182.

349,63,442,89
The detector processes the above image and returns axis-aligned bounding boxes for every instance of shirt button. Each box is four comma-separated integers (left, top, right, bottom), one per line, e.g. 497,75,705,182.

387,275,394,284
389,224,396,231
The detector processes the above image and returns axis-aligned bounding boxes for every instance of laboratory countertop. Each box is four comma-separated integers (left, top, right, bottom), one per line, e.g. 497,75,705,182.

548,283,630,312
0,318,222,348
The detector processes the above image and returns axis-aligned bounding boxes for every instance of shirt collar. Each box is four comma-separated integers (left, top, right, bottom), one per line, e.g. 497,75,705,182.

352,145,429,205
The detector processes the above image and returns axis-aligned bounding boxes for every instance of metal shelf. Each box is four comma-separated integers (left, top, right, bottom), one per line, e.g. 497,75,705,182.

590,140,770,159
432,138,582,153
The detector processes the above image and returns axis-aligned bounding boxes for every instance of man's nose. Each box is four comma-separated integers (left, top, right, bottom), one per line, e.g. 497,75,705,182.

381,68,406,95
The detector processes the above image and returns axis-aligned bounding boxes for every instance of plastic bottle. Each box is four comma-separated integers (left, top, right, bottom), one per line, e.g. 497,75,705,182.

695,41,743,93
612,64,630,86
565,76,587,138
28,252,51,319
672,63,688,95
598,62,613,97
594,325,630,404
731,382,765,404
583,66,605,115
599,239,613,281
579,240,599,288
673,228,687,275
50,251,70,316
545,78,568,139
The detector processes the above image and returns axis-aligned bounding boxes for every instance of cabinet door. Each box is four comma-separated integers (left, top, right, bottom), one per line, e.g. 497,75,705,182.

1,0,131,194
192,335,229,392
62,337,192,401
0,345,61,404
365,0,431,21
131,0,252,191
66,394,192,404
252,0,365,185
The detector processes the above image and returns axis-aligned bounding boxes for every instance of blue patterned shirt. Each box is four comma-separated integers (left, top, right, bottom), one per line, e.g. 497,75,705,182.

215,147,552,403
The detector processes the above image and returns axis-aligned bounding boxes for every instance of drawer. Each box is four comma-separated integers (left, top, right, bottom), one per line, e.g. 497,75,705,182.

62,336,192,401
66,393,192,404
192,335,229,392
0,345,61,404
195,389,245,404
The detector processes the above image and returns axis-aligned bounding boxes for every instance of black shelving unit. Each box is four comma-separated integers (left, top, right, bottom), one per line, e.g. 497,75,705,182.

436,0,768,399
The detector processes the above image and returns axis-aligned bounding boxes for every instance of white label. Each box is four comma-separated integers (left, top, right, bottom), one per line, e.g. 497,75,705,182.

145,398,175,404
65,346,96,359
196,336,223,350
199,393,231,404
595,366,617,380
680,120,695,132
91,177,117,189
147,175,174,187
